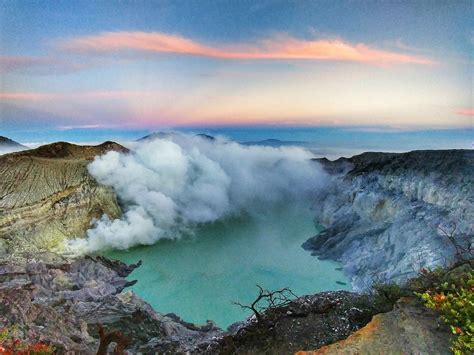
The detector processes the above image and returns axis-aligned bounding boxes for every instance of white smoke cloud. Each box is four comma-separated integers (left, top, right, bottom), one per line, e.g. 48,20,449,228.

0,146,27,156
69,134,329,252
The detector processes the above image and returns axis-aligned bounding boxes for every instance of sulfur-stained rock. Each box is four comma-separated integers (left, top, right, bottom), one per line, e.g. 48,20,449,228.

0,141,128,253
297,297,451,355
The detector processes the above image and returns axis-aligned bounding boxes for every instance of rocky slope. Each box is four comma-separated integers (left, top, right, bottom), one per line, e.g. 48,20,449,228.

0,141,127,255
0,250,385,354
0,253,221,353
0,252,459,354
1,144,469,353
200,291,382,354
298,297,452,355
304,149,473,290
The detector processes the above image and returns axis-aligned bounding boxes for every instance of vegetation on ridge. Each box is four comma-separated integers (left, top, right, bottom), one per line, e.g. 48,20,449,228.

417,269,473,354
0,326,54,354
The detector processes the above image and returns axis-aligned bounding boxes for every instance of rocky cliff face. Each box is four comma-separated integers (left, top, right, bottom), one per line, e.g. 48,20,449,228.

201,291,381,354
0,144,467,353
304,150,473,290
0,254,459,354
298,297,452,355
0,142,127,255
0,253,221,354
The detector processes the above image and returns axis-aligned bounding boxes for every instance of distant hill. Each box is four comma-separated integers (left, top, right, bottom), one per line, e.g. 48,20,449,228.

242,138,306,147
138,133,313,148
137,132,176,141
0,136,27,149
138,132,216,142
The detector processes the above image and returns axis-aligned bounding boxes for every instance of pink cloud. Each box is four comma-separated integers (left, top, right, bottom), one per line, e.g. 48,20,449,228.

57,31,435,65
0,92,52,101
456,108,474,116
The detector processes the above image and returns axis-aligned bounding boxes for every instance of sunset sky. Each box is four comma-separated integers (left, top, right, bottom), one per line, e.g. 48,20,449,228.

0,0,472,140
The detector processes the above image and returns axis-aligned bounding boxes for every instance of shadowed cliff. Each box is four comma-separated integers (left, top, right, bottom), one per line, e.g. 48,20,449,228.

306,149,473,289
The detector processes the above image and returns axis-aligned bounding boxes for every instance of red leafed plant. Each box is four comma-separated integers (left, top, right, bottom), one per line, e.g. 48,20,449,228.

0,326,54,355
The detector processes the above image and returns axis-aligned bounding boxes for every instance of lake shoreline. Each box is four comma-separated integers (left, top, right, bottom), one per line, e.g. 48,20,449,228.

105,203,351,328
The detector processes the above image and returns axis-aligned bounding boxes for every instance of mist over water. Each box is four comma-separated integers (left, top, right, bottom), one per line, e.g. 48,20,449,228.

68,133,350,327
69,134,329,252
106,203,350,328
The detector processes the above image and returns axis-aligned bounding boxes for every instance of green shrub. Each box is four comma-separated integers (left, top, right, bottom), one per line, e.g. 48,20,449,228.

417,271,474,355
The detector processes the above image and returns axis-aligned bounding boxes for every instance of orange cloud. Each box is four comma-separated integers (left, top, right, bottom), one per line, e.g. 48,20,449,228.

58,31,434,65
456,108,474,116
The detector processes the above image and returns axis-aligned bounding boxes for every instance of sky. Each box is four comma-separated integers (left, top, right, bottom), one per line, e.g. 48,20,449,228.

0,0,473,141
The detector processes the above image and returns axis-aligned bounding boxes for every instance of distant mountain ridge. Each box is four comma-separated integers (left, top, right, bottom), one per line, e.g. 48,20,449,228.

138,132,310,148
137,132,176,141
138,132,216,142
0,136,26,148
242,138,306,147
10,140,128,159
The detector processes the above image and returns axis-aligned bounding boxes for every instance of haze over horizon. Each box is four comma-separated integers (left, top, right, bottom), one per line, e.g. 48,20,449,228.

0,1,473,142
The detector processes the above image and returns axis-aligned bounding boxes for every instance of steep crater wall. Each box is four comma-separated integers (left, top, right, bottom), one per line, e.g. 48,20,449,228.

0,142,127,254
304,150,473,290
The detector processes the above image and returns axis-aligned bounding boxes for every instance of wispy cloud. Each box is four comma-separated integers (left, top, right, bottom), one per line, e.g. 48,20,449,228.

0,56,47,72
57,124,105,130
0,92,51,100
57,31,435,65
455,108,474,116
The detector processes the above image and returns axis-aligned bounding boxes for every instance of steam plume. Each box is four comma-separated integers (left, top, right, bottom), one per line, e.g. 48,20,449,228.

69,134,328,252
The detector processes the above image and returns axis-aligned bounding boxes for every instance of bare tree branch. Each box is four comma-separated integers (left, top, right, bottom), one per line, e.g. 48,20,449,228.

438,222,473,264
233,285,297,324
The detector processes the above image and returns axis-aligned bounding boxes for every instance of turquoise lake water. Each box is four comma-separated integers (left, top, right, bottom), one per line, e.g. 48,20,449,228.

105,203,350,328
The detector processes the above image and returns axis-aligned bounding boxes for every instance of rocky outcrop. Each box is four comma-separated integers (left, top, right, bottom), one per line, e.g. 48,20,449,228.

0,251,391,354
0,250,459,354
1,143,469,353
298,297,452,354
0,142,127,254
0,253,221,354
200,291,382,354
304,150,474,290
